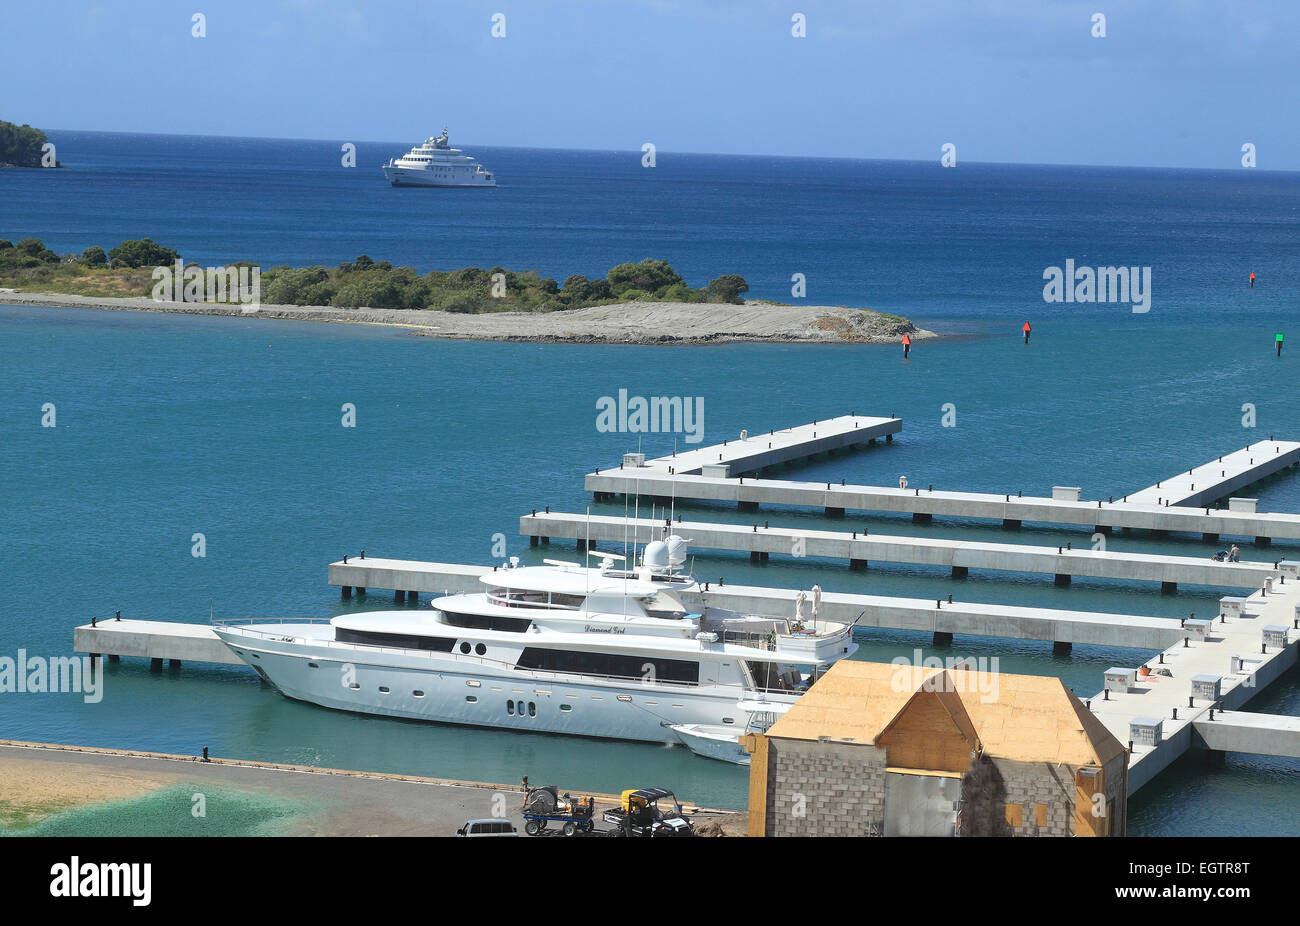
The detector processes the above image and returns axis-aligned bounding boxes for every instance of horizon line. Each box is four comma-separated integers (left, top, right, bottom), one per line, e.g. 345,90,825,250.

41,126,1297,177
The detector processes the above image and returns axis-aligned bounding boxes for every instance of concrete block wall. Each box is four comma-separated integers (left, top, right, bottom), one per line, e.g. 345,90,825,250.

765,740,887,837
993,759,1080,837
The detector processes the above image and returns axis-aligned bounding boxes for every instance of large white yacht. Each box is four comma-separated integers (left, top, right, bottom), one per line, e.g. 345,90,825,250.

213,538,856,757
381,128,496,187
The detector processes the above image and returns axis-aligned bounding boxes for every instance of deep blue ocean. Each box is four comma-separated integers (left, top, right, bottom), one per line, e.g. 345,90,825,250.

2,130,1300,833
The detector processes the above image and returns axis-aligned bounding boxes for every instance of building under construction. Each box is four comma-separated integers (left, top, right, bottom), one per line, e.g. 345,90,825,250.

743,660,1127,837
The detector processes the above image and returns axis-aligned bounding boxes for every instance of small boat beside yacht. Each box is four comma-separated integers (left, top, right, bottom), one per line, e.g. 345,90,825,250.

213,534,856,758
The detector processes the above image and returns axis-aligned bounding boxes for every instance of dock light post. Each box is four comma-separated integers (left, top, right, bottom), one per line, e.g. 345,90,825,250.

91,616,96,627
360,550,365,559
1189,696,1194,708
1173,708,1178,720
202,747,210,763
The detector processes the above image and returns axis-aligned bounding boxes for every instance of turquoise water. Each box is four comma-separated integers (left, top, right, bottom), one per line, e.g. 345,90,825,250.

2,303,1300,830
4,784,307,837
3,132,1300,832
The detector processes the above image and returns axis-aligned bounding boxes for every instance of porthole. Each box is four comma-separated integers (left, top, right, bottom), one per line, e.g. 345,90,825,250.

528,702,536,717
413,690,425,697
349,683,360,690
475,643,486,655
378,686,390,694
308,662,319,669
722,717,735,724
459,642,471,654
560,704,572,712
507,700,515,715
466,695,477,703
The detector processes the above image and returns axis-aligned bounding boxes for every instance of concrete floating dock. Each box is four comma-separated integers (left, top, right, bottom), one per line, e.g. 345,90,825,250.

586,472,1300,542
1193,711,1300,759
1120,440,1300,509
613,414,900,478
327,558,1185,650
73,618,243,667
586,442,1300,542
519,512,1276,592
1087,578,1300,794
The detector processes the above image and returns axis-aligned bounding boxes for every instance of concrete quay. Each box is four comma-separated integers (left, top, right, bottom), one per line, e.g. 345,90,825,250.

519,512,1276,592
73,618,243,668
326,559,1183,650
611,413,900,478
586,443,1300,543
1086,576,1300,794
1120,440,1300,509
1193,711,1300,759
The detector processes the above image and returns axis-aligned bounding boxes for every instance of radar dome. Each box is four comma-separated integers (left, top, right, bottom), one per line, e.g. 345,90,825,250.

642,540,669,569
665,535,688,566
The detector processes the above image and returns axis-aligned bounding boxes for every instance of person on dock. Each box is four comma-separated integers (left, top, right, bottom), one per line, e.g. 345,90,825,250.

902,333,911,358
1229,544,1240,563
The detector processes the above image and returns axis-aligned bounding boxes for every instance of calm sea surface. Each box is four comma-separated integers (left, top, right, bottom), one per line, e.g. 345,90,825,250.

2,131,1299,831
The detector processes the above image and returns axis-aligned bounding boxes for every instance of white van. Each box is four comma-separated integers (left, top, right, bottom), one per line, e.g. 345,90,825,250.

455,819,519,837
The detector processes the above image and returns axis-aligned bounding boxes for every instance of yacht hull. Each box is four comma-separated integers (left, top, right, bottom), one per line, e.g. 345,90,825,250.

382,165,496,188
216,628,788,744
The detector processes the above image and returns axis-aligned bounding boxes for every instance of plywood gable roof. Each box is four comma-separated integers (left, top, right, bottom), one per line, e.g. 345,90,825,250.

765,661,1124,767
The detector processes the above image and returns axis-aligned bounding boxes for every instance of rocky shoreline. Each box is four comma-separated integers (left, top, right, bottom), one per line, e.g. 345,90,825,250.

0,290,936,345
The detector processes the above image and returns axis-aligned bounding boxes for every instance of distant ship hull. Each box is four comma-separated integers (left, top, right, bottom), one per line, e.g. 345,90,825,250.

382,165,496,188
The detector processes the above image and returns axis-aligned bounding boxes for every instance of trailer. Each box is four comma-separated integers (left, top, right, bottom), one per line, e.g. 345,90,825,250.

521,785,597,837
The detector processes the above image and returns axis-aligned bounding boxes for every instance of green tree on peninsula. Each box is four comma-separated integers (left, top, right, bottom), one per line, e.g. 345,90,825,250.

0,120,54,167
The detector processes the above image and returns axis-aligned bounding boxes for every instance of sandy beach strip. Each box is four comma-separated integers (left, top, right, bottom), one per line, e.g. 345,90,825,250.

0,290,935,346
0,740,744,836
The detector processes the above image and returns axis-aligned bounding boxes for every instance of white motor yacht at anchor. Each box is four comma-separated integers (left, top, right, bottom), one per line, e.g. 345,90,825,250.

213,537,857,753
381,128,496,187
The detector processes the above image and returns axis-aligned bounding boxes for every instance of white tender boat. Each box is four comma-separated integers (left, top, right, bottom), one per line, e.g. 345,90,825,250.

213,537,856,749
381,128,496,187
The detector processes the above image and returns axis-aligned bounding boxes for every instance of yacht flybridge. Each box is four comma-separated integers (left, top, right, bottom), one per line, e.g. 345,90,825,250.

381,128,496,187
213,536,857,758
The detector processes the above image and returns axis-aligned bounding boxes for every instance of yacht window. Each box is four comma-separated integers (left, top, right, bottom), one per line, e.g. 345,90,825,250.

475,643,487,655
460,642,471,654
638,591,689,619
515,648,700,684
560,704,572,712
466,695,477,703
335,627,456,652
378,686,390,694
413,690,425,697
507,700,514,715
440,610,532,633
528,702,536,716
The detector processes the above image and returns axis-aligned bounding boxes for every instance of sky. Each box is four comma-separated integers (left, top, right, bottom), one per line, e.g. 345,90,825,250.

2,0,1299,169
